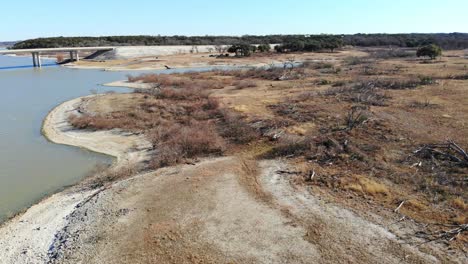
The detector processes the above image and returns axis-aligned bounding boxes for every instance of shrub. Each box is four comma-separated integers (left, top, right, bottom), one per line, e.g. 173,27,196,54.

369,49,415,59
233,80,258,89
56,54,64,63
148,121,225,168
318,79,332,85
324,82,388,106
218,110,259,144
344,56,367,65
227,44,255,57
306,62,334,69
417,44,442,60
266,134,312,158
84,163,139,188
172,122,225,157
157,87,208,100
418,76,435,85
257,44,271,52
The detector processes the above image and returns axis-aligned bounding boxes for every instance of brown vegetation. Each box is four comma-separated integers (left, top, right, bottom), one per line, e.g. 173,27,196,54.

71,48,468,250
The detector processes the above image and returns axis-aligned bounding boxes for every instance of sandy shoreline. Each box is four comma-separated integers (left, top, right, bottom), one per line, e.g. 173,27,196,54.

65,61,271,71
0,95,151,264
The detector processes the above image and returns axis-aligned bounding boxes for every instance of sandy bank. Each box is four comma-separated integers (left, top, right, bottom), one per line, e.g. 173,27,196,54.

42,95,152,163
102,80,152,89
0,95,152,264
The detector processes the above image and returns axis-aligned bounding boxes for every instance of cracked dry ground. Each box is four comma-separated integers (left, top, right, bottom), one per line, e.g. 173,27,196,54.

51,157,450,264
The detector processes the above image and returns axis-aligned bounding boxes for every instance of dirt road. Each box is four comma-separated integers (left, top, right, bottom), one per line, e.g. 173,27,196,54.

45,157,451,264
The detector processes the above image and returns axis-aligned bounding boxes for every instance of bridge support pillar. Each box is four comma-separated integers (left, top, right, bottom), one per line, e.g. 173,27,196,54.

32,52,37,67
74,51,79,61
37,53,42,68
69,51,74,61
32,52,41,68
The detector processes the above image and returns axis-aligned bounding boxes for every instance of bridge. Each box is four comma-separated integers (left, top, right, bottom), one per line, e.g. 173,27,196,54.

0,47,115,67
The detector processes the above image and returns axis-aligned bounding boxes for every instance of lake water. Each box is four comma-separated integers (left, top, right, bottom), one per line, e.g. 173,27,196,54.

0,54,144,223
0,52,240,223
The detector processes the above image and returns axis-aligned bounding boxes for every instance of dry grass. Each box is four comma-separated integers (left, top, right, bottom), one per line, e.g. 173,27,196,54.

72,49,468,243
343,176,389,196
450,198,467,210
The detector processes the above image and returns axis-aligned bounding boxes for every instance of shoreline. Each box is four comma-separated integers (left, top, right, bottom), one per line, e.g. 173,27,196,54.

64,61,272,71
0,94,152,263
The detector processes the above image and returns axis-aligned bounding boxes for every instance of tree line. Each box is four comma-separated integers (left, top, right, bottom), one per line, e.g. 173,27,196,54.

10,33,468,50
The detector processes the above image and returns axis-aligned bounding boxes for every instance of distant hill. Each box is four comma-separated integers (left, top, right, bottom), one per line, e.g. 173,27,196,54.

10,33,468,50
0,41,17,47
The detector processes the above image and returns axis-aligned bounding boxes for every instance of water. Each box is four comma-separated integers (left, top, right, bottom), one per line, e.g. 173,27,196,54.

0,54,149,222
0,52,242,223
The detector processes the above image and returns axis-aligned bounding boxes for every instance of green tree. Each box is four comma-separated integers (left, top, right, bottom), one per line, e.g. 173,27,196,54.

257,44,271,52
322,37,343,52
227,44,254,57
416,44,442,60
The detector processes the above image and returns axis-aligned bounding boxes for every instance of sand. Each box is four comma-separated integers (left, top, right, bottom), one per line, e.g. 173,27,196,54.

0,95,151,264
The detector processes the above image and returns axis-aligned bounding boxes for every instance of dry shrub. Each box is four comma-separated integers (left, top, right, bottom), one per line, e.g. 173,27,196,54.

306,61,334,69
268,102,317,122
128,73,228,90
176,123,225,156
324,82,388,106
266,134,312,158
68,114,94,129
83,163,139,189
56,54,64,63
217,66,305,81
344,56,368,65
68,113,134,131
157,87,208,100
368,49,415,59
233,80,258,89
218,110,259,144
149,121,225,168
345,105,370,131
409,99,437,108
446,74,468,80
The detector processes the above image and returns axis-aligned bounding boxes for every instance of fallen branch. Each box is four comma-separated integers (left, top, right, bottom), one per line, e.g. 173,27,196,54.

416,224,468,246
414,140,468,166
306,170,316,182
394,200,406,213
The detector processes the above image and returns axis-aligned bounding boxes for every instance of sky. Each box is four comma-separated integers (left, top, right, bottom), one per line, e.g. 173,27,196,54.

1,0,467,41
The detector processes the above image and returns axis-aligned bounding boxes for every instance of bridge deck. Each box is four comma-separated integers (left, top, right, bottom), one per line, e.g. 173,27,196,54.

0,47,115,54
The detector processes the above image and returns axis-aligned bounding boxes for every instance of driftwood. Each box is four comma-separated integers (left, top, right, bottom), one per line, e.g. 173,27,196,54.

414,140,468,166
415,224,468,245
394,200,406,213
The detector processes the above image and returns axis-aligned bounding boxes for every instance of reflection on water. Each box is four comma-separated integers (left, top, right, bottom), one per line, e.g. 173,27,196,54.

0,63,57,70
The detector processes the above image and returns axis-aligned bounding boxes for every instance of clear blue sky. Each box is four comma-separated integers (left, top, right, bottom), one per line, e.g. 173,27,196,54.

1,0,467,41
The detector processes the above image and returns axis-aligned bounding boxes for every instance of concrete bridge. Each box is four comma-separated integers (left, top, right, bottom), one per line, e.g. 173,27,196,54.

0,47,114,67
